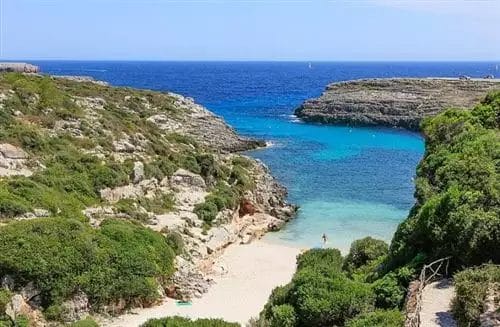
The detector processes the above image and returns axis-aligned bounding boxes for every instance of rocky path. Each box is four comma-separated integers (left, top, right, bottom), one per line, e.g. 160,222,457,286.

420,279,457,327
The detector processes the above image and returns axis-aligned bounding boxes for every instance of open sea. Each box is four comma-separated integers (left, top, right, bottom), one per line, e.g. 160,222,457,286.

35,61,498,251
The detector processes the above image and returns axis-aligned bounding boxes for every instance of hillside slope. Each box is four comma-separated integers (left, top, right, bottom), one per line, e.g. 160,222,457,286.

0,73,295,326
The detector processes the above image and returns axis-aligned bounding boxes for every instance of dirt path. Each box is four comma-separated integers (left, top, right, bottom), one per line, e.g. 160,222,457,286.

420,279,457,327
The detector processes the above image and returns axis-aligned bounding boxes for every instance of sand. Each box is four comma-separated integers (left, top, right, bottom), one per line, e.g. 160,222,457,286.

102,240,301,327
420,279,457,327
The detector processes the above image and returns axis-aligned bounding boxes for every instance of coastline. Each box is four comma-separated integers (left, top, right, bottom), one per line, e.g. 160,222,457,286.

101,240,301,326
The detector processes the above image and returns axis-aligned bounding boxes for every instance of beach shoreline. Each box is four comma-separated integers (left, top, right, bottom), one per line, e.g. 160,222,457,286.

101,240,301,327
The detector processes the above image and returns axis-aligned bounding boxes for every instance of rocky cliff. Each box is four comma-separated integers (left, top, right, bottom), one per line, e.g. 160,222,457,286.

296,78,500,130
0,72,294,326
0,63,39,73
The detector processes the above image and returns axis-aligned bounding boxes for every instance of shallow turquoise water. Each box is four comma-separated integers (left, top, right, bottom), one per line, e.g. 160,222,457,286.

244,118,424,251
37,61,497,250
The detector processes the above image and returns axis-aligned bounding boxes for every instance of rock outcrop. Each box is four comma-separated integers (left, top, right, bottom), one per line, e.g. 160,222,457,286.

0,143,32,177
0,73,297,317
296,78,500,130
0,63,39,73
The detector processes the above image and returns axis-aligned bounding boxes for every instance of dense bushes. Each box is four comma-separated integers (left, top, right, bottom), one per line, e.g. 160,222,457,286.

0,141,134,220
141,316,239,327
389,91,500,269
452,264,500,327
343,237,388,274
194,159,253,225
0,218,175,308
346,309,404,327
69,318,100,327
260,249,376,327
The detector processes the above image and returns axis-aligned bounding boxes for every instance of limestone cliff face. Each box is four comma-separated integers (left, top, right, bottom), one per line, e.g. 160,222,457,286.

0,63,39,73
0,73,295,321
296,78,500,130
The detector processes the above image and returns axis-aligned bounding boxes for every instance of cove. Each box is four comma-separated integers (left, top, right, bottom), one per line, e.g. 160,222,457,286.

36,61,498,250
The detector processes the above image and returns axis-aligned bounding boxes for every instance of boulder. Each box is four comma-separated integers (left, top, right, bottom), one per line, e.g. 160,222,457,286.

60,291,89,322
0,144,28,159
206,226,237,254
5,294,46,326
1,275,14,291
170,169,206,189
239,199,256,217
133,161,144,184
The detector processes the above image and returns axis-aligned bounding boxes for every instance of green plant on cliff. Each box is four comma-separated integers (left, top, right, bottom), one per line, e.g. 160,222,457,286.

0,217,175,309
389,91,500,269
452,264,500,327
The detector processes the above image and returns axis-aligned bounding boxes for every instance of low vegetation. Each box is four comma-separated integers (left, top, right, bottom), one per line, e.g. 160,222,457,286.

389,91,500,269
0,73,261,324
452,264,500,327
258,92,499,327
0,218,175,309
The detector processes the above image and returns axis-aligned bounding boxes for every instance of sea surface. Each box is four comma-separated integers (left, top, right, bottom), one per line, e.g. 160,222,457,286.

35,61,498,251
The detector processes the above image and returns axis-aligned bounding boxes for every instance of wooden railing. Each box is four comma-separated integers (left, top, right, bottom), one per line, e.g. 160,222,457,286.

406,256,452,327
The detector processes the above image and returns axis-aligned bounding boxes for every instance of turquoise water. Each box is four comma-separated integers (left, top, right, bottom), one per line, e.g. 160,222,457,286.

36,61,497,251
243,119,423,251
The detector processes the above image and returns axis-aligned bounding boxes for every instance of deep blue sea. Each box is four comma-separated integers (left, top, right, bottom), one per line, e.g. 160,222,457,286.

35,61,498,251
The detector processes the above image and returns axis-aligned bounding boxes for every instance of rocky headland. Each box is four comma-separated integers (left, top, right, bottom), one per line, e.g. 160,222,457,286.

0,63,40,73
0,72,295,326
296,78,500,130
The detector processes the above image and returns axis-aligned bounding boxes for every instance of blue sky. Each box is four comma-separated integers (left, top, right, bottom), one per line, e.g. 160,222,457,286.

2,0,499,61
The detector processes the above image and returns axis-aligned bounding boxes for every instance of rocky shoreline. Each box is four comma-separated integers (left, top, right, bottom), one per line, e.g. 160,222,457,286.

296,78,500,130
0,73,296,326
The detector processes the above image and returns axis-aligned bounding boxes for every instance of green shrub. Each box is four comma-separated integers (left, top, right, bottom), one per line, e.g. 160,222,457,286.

0,218,175,308
260,249,375,327
165,232,184,255
452,264,500,327
43,304,63,321
291,269,375,326
343,237,388,273
231,156,253,169
194,201,219,224
144,158,177,180
180,155,201,174
141,316,239,327
346,309,404,327
389,92,500,269
371,273,405,309
204,183,238,212
296,248,343,272
0,289,12,314
70,318,100,327
229,166,254,191
0,188,30,218
269,304,297,327
13,315,29,327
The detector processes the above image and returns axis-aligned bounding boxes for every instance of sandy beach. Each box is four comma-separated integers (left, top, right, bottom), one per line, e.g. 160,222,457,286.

102,240,301,327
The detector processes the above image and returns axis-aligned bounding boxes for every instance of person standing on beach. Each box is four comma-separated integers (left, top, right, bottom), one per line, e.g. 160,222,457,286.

321,233,328,247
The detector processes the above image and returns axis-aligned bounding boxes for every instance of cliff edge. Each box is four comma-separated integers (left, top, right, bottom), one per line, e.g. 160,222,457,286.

295,78,500,130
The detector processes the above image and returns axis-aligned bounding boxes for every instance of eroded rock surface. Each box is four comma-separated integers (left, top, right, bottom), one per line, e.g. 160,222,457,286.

296,78,500,130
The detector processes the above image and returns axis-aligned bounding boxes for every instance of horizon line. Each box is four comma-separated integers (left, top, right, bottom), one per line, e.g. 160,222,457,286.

2,58,500,63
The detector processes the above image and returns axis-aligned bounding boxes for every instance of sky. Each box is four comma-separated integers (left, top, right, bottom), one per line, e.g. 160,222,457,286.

2,0,499,61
